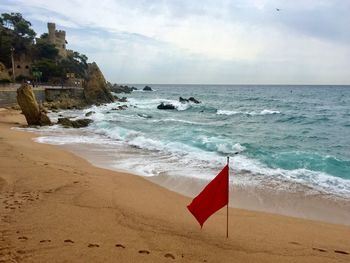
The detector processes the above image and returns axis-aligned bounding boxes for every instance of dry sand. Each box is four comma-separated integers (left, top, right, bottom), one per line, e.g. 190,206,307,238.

0,108,350,263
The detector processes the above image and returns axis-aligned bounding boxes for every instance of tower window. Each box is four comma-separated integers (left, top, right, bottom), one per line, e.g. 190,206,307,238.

25,65,29,69
17,65,21,69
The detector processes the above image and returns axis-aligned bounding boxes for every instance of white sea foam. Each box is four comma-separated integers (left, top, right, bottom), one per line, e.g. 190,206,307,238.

216,109,280,116
217,110,240,115
260,109,280,115
30,124,350,198
150,118,203,125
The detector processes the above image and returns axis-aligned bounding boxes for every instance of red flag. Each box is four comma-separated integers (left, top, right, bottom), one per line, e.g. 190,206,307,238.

187,165,229,227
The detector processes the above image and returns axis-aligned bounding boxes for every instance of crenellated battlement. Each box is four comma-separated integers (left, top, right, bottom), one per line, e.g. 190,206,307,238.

47,22,67,57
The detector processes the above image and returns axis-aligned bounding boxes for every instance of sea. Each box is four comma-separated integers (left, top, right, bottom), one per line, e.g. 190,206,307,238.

23,85,350,223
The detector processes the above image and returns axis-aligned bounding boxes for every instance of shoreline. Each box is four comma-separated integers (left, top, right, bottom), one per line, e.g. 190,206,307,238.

34,133,350,226
1,108,350,262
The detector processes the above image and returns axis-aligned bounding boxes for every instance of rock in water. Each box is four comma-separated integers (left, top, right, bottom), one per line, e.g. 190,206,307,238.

179,97,189,103
143,86,153,91
57,118,93,128
85,111,95,117
84,62,114,105
107,82,137,93
179,96,201,104
157,102,176,110
188,97,201,104
16,83,51,126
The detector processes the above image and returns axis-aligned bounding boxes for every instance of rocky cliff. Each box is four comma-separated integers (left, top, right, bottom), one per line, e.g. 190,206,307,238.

83,63,114,105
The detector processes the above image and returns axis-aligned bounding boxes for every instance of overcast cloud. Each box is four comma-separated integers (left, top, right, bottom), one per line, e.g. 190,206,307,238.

1,0,349,84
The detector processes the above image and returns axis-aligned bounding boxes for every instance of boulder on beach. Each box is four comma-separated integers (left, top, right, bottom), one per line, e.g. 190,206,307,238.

143,86,153,91
84,62,115,105
157,102,176,110
57,118,93,128
16,83,51,126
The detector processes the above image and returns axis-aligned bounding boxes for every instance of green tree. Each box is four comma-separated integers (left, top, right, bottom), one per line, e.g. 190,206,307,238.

33,42,59,60
59,51,89,78
0,13,35,40
0,13,36,66
32,58,62,82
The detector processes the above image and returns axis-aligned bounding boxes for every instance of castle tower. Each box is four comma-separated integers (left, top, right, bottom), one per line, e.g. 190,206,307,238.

47,22,67,58
48,22,56,43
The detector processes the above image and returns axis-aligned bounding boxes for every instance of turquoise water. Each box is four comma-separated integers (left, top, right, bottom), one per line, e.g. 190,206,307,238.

34,85,350,198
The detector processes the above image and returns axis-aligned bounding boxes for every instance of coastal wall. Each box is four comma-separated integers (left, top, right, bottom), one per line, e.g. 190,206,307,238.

0,88,45,107
45,88,84,102
0,86,84,107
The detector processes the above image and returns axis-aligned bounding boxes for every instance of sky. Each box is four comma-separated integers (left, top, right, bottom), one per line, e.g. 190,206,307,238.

1,0,349,84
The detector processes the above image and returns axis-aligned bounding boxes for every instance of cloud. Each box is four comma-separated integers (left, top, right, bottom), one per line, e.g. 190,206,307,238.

0,0,349,84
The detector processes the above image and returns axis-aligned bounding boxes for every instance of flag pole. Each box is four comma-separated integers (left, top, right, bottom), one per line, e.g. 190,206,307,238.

226,156,229,238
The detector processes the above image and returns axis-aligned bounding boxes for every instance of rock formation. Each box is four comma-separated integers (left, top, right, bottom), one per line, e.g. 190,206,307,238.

57,118,93,128
107,82,137,93
189,97,201,104
83,63,114,105
157,102,175,110
143,86,153,91
85,111,95,117
179,96,201,104
16,83,51,126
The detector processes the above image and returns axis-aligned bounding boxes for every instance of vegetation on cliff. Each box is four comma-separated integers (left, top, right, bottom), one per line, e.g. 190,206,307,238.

0,12,88,82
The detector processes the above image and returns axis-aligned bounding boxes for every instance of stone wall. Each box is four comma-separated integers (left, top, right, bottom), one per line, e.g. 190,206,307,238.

13,54,32,78
0,88,45,107
0,62,10,82
45,88,84,102
0,87,84,107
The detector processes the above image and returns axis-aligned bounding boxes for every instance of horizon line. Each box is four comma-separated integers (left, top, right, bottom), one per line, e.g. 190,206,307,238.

119,83,350,86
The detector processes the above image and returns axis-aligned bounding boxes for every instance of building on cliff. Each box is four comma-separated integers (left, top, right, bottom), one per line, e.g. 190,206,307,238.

13,54,32,79
47,22,67,58
9,22,68,80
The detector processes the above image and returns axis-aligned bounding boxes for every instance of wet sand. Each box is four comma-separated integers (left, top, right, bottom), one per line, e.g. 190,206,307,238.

1,108,350,262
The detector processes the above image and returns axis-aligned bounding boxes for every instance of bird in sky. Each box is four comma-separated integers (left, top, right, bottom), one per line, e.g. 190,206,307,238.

276,8,281,11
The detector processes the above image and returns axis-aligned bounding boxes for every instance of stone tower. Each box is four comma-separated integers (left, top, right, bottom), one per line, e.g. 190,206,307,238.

48,22,56,43
47,22,67,58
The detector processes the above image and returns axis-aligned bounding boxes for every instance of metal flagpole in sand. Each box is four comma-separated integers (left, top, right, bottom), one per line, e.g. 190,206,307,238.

227,156,229,238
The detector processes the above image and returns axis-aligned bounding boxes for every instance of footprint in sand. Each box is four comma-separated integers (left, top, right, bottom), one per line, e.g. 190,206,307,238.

18,236,28,241
40,240,51,243
164,253,175,259
334,250,349,255
88,243,100,248
115,244,125,248
138,250,150,255
64,239,74,243
312,248,327,253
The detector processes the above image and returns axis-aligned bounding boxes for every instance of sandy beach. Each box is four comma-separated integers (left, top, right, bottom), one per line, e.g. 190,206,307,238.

1,108,350,263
